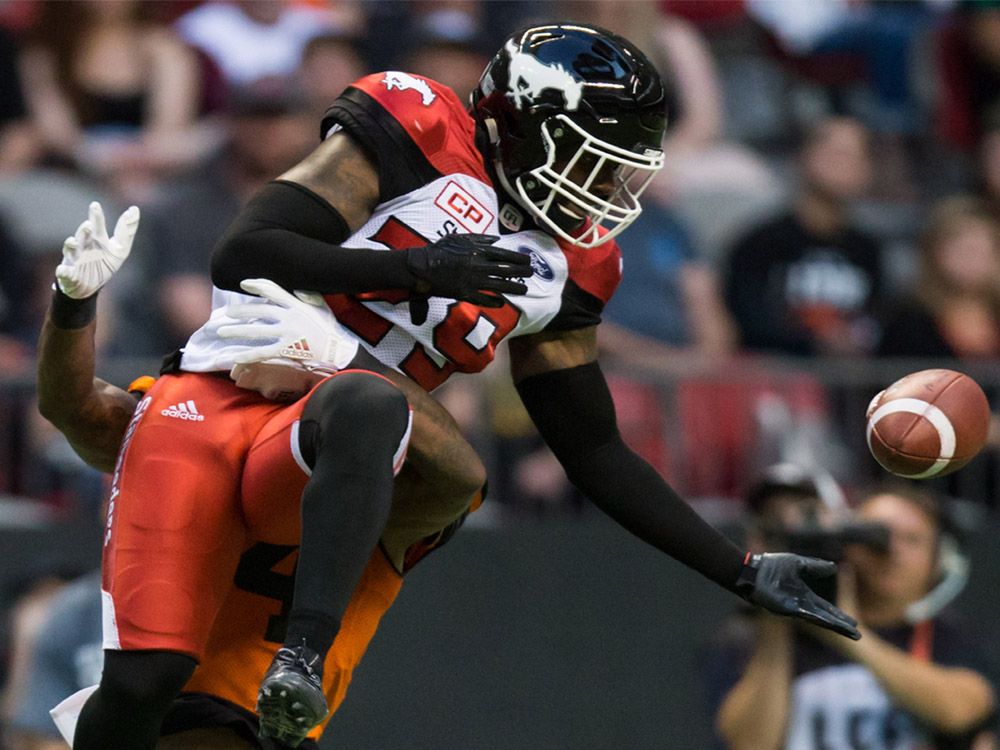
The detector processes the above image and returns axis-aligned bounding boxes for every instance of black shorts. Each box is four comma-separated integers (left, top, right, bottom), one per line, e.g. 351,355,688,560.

162,692,320,750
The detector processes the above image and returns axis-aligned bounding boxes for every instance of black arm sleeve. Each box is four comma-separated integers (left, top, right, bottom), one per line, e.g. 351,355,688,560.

516,361,745,592
210,180,416,294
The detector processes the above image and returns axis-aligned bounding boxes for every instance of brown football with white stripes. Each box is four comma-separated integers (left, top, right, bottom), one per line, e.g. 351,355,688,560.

866,369,991,479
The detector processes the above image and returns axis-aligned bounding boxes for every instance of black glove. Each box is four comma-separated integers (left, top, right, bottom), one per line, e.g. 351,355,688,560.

735,552,861,640
405,233,532,325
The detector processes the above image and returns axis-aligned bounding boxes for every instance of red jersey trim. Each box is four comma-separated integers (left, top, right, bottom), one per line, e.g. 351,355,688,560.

558,233,623,306
348,73,491,185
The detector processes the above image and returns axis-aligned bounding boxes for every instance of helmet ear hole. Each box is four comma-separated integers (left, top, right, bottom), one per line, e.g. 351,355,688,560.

548,123,585,162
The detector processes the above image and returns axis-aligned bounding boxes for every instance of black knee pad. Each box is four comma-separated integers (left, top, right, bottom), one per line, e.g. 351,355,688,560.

100,650,197,710
298,372,410,468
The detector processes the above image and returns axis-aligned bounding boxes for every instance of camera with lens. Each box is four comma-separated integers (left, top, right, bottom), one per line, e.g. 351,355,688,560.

747,465,890,602
770,519,891,562
761,518,890,602
747,465,972,619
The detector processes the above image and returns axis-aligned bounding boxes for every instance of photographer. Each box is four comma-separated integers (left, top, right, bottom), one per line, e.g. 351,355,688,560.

705,468,996,750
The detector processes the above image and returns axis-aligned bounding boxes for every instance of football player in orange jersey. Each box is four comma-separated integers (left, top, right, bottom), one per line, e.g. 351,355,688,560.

67,24,858,750
38,206,488,749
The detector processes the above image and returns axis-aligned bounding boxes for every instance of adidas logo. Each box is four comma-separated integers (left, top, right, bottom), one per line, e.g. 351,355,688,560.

161,400,205,421
280,338,314,360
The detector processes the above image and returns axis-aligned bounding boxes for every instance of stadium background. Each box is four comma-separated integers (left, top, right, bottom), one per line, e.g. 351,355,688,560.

0,1,999,747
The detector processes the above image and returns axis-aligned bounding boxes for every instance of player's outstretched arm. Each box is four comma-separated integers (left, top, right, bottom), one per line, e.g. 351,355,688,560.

37,203,144,473
509,327,860,640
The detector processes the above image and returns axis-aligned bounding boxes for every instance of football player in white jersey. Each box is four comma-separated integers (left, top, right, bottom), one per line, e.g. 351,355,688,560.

70,25,859,750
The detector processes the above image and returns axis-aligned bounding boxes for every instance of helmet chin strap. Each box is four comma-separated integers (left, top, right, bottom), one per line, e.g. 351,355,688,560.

483,115,525,209
483,116,500,146
493,158,522,208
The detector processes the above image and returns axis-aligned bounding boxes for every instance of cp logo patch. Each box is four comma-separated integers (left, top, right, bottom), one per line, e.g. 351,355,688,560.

434,181,495,233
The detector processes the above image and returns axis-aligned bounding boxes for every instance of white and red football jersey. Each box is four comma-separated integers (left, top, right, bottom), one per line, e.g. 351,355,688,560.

181,72,622,391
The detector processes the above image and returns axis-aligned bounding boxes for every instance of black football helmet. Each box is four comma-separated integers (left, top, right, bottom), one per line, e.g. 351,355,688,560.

472,24,667,247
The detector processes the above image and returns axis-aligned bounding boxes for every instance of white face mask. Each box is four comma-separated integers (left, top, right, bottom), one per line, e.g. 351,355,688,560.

502,115,664,248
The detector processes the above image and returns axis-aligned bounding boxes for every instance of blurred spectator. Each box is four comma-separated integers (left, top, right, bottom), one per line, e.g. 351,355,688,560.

879,196,1000,359
978,128,1000,216
411,0,482,40
0,216,34,495
0,26,41,175
0,172,117,359
723,117,884,356
405,1,490,102
962,2,1000,140
1,571,100,750
22,398,106,515
0,215,30,371
406,36,489,105
749,0,936,135
649,9,783,262
707,477,997,750
176,0,350,88
602,201,737,364
118,80,316,355
298,33,366,117
0,574,68,749
20,0,207,199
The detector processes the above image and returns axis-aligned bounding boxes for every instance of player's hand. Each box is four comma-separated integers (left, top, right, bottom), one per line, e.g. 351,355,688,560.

405,233,531,325
213,278,360,371
806,564,866,652
210,279,361,402
55,202,139,299
735,553,861,640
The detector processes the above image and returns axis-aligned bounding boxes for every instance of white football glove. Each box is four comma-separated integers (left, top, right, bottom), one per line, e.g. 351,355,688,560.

56,202,140,299
214,278,360,402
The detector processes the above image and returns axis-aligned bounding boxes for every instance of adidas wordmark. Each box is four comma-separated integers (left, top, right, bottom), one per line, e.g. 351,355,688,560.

280,338,314,360
161,400,205,421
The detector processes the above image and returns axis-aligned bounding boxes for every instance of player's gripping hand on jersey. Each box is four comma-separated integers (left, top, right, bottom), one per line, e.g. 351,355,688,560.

55,201,139,299
211,278,362,402
404,232,532,324
211,188,533,328
736,553,860,639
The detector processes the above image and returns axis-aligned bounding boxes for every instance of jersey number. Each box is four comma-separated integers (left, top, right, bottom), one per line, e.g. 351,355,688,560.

326,217,522,390
233,543,297,643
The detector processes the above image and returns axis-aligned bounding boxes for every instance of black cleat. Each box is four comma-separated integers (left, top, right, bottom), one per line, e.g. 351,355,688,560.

256,641,329,747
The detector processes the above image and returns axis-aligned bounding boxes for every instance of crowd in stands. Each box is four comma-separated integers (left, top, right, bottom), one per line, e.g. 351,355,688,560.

2,4,1000,747
0,0,999,515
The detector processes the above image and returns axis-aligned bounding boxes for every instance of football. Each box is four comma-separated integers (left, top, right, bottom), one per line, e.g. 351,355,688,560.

866,369,991,478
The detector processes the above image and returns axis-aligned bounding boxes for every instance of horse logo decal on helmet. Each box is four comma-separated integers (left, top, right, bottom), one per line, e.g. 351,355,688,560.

504,40,583,111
